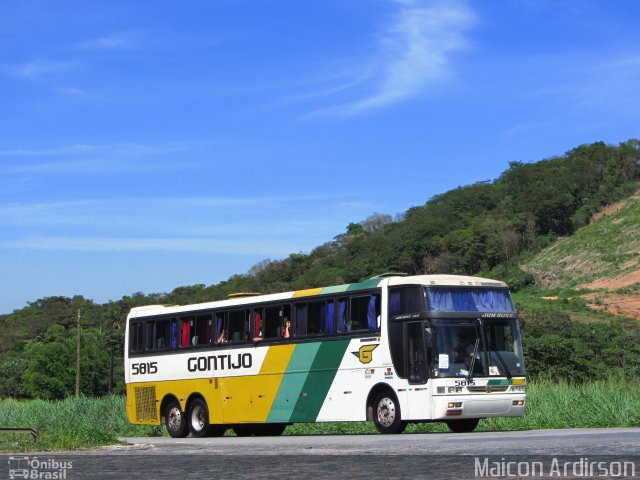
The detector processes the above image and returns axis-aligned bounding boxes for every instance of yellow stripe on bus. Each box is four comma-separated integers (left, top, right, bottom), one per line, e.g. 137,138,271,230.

292,287,323,298
217,344,296,423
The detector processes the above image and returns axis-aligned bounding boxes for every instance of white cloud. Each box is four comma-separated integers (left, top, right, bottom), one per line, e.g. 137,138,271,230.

7,60,75,80
0,141,229,175
75,32,136,51
310,0,475,117
0,235,303,256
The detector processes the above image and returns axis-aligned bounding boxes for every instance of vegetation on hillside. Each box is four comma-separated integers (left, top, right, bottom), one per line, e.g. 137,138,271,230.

0,139,639,400
523,194,640,287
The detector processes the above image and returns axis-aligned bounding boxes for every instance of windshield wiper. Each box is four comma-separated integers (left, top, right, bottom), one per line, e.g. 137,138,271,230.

466,319,481,381
489,343,512,379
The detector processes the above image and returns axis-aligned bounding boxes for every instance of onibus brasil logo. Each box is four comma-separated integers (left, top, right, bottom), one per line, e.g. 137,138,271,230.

8,456,73,479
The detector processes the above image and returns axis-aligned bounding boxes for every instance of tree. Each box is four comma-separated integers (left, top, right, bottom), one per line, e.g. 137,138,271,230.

23,324,110,399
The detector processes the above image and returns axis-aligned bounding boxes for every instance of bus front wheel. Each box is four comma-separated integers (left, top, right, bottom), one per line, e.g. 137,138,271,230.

446,418,479,433
372,391,406,434
164,399,188,438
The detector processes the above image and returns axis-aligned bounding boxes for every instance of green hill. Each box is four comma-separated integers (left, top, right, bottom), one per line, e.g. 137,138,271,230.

522,192,640,288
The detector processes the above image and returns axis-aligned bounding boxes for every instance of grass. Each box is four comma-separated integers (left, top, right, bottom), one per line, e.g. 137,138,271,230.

0,395,164,452
2,378,639,452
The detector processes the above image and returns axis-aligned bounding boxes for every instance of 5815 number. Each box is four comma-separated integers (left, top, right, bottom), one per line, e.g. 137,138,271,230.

131,362,158,375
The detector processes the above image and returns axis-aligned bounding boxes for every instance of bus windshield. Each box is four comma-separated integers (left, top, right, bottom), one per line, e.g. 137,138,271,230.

431,318,525,378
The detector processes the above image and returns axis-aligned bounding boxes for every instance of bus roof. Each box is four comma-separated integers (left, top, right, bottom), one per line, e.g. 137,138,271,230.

128,274,509,318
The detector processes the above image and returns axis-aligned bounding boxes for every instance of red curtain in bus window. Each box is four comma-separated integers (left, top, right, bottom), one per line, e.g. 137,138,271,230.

181,319,190,348
255,311,262,337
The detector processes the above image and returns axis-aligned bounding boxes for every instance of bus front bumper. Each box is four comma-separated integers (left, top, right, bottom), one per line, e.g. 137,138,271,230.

433,393,526,420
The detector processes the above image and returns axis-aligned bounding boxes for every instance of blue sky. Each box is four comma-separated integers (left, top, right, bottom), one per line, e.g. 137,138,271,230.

1,0,639,314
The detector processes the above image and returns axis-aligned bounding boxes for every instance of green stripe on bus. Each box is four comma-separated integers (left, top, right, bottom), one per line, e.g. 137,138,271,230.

289,339,351,422
321,284,350,294
346,278,381,291
266,342,321,423
487,379,511,386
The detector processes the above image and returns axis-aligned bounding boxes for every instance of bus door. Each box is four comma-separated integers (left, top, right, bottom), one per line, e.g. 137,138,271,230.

405,321,430,418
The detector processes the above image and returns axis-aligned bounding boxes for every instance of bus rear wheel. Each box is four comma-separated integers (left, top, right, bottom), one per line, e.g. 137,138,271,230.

188,398,226,437
446,418,479,433
164,399,188,438
373,391,406,434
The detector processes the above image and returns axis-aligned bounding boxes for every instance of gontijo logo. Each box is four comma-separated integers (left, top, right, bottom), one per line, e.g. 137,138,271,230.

352,344,378,364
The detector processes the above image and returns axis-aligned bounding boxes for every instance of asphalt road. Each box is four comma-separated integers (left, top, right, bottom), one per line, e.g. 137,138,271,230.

2,429,639,479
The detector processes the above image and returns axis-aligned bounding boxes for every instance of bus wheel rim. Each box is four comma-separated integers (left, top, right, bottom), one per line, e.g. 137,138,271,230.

191,405,205,431
377,397,396,427
168,407,182,430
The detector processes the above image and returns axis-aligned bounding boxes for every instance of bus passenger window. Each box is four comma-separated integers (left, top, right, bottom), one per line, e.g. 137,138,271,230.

170,318,177,349
348,297,369,331
180,317,193,348
155,319,171,349
195,314,212,346
214,313,226,345
130,322,144,353
295,304,307,336
264,306,283,338
307,301,327,334
253,309,263,341
228,310,247,343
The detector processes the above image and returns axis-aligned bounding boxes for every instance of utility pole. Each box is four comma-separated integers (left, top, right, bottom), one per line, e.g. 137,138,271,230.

75,309,81,397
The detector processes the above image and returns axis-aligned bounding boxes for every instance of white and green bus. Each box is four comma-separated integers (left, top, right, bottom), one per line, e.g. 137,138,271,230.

124,273,526,436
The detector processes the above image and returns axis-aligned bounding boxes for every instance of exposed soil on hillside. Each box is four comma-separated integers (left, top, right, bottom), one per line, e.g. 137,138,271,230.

591,200,626,221
579,269,640,320
579,268,640,290
583,292,640,320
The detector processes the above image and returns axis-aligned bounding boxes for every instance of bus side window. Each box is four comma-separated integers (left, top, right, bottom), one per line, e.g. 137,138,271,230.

307,301,324,334
228,310,247,343
155,319,171,349
253,308,263,340
338,298,348,332
145,321,155,351
170,318,177,349
195,314,212,346
130,321,144,354
214,312,226,345
180,317,193,348
295,304,307,336
264,306,282,339
348,296,369,331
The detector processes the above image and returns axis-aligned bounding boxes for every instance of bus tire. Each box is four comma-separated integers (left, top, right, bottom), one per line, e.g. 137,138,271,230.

188,398,217,438
446,418,479,433
164,399,189,438
373,390,406,434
